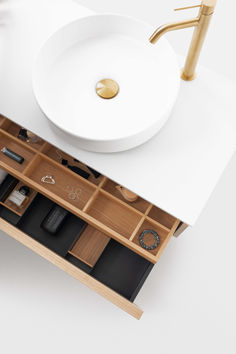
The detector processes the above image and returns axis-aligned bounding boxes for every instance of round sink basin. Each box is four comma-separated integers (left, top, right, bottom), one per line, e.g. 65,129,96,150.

33,14,180,152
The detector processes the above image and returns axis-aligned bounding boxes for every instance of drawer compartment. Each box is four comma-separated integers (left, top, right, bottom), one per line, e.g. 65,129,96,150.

26,156,96,210
0,132,35,173
87,191,142,239
131,219,170,257
17,194,87,257
148,205,177,229
41,143,104,186
102,179,150,213
69,225,110,267
2,120,45,151
2,181,37,216
91,240,153,302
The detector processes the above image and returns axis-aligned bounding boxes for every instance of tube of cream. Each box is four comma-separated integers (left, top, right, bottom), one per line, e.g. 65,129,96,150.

1,147,24,164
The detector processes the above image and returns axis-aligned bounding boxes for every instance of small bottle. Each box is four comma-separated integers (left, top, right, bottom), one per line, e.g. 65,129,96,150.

8,186,30,209
17,127,42,144
17,128,28,142
26,131,42,143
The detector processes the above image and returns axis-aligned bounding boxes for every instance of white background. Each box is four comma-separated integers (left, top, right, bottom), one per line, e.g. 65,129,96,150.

0,1,236,353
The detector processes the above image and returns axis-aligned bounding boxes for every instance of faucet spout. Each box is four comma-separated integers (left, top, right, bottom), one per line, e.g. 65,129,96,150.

149,18,199,44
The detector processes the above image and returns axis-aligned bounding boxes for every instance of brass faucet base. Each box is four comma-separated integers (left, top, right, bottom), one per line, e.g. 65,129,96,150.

181,69,196,81
96,79,119,99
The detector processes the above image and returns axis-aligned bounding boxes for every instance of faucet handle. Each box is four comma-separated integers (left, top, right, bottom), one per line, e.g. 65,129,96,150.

175,0,217,14
174,4,201,11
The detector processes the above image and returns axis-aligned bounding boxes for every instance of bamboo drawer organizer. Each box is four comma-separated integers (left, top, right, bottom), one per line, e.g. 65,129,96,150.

0,115,182,319
0,115,180,264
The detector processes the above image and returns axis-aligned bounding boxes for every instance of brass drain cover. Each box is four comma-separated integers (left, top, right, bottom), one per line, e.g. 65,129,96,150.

96,79,119,99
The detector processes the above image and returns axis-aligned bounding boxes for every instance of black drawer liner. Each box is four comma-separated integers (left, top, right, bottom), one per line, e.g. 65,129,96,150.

0,204,21,225
91,240,153,302
17,194,87,257
65,253,92,274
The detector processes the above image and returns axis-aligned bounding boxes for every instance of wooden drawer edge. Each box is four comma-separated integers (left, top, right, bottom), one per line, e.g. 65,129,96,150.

173,222,188,237
0,218,143,320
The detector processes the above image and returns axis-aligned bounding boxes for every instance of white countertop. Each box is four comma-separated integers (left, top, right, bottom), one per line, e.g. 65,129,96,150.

0,0,235,225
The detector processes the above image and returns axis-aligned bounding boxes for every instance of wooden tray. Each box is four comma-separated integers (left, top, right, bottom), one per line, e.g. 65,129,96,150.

0,116,180,263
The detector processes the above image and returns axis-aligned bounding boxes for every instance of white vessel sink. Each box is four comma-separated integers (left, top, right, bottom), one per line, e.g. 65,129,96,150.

32,14,180,153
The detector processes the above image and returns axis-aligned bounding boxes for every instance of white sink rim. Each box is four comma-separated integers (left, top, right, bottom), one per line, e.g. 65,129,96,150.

32,14,180,153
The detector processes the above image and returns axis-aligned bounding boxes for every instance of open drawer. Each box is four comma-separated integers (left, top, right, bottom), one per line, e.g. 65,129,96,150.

0,115,181,319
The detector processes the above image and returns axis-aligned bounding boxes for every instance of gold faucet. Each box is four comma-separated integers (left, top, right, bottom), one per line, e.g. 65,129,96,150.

149,0,217,81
